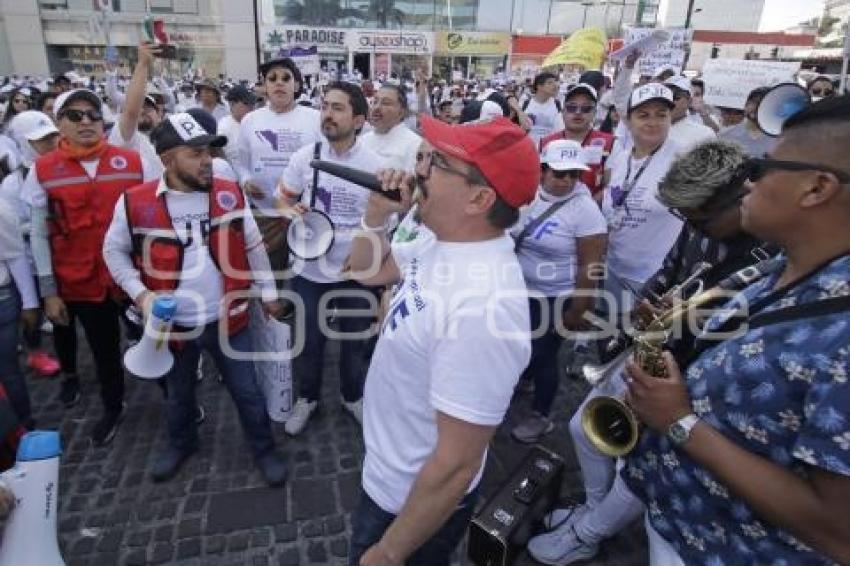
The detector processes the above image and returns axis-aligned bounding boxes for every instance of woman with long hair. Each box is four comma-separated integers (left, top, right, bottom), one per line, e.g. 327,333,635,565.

1,89,32,131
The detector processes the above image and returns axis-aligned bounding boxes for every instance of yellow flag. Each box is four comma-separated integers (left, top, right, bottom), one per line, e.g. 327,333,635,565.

542,27,607,70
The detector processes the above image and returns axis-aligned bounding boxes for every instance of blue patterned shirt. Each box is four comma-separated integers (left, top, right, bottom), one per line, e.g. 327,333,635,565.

624,255,850,565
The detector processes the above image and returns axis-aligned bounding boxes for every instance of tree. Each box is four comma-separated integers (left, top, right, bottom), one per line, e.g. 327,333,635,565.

360,0,406,28
281,0,361,26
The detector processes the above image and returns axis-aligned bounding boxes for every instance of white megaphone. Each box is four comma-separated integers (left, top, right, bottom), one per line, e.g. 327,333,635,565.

123,295,177,379
756,83,812,137
0,431,65,566
287,210,335,261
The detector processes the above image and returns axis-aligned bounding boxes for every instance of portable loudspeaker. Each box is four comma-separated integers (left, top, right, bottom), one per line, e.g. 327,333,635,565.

0,431,65,566
123,295,177,379
757,83,811,137
287,210,335,261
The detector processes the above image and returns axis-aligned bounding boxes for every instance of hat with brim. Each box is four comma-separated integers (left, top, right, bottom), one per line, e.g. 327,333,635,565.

663,76,692,96
258,57,303,97
55,88,103,114
566,83,599,103
9,110,58,141
541,139,590,172
627,84,675,113
150,112,227,155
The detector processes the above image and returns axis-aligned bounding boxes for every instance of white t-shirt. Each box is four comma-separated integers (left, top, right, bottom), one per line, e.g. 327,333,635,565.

362,234,531,514
512,184,607,296
601,138,683,282
360,122,422,173
108,127,165,179
281,137,386,284
217,114,242,166
669,117,716,153
524,97,565,149
234,105,322,211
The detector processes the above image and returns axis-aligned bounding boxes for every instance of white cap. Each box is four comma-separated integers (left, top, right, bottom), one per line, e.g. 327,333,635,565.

664,75,692,96
628,84,675,112
541,139,590,171
479,100,504,121
7,111,58,142
565,83,599,102
64,71,86,84
55,88,102,114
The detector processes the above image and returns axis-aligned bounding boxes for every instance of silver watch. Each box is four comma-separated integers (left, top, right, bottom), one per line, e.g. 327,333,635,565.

667,414,699,445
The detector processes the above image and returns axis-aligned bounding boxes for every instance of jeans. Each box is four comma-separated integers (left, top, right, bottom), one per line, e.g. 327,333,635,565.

0,286,31,423
51,299,124,412
348,488,478,566
164,323,274,458
291,276,373,403
525,296,570,417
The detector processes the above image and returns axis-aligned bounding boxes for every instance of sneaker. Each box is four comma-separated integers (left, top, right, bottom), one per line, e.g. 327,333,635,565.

59,377,81,408
40,319,53,333
27,351,61,377
511,412,555,444
255,451,288,486
527,522,599,565
151,445,197,482
195,404,205,425
284,398,317,436
541,504,588,532
341,397,363,426
91,405,126,446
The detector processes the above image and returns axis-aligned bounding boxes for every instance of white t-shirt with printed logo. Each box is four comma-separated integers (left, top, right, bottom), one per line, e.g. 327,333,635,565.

601,138,683,283
524,98,565,149
362,234,531,514
282,137,387,284
512,184,607,296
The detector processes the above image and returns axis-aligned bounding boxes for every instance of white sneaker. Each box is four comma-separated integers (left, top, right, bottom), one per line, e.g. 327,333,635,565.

342,398,363,426
527,522,598,565
284,398,317,436
541,503,588,532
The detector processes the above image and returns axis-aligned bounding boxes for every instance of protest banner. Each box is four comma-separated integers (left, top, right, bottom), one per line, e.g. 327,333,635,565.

542,27,607,70
625,27,692,76
702,58,801,109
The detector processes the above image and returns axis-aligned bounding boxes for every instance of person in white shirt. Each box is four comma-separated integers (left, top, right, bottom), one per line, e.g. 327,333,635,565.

663,76,716,152
344,116,536,565
218,85,255,167
510,139,608,444
600,84,683,317
102,112,288,486
524,72,565,149
191,79,229,121
361,84,421,173
277,82,385,436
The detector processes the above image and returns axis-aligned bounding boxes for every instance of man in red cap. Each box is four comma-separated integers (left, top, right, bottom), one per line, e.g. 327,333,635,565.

345,116,538,565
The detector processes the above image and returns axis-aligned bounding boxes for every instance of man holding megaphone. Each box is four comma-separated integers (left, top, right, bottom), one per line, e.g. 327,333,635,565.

103,112,288,486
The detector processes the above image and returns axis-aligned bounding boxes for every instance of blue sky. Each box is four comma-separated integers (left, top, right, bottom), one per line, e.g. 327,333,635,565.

760,0,825,31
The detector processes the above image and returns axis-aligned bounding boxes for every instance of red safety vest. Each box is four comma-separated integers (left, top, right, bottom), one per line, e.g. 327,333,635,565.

123,178,253,335
35,145,143,302
541,129,614,194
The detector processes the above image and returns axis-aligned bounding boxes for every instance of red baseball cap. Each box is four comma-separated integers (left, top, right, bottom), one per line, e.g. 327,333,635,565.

419,115,540,208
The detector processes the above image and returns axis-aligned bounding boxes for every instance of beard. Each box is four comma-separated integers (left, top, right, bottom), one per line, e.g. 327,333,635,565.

322,120,355,142
176,167,212,192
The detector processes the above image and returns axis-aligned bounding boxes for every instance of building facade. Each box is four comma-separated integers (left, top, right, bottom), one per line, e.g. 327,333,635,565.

657,0,766,32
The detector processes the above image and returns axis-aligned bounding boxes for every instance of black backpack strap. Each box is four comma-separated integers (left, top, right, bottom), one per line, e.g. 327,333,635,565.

555,99,562,113
749,294,850,330
309,141,321,209
513,198,570,252
521,98,529,111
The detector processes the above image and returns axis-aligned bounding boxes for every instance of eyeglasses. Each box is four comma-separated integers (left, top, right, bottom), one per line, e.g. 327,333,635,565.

668,185,748,228
810,87,834,97
59,108,103,123
745,157,850,184
564,103,595,114
266,73,293,83
416,150,482,185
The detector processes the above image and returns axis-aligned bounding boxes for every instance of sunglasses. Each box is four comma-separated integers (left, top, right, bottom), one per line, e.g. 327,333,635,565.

810,88,834,97
668,185,748,228
745,157,850,183
564,103,595,114
60,108,103,123
416,150,482,184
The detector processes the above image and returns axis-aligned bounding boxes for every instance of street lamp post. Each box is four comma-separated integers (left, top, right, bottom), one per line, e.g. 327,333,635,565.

582,1,594,28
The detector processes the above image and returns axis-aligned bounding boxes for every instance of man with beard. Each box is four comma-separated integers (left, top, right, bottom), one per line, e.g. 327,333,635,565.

343,116,536,565
102,112,288,485
276,82,385,436
361,84,421,173
720,86,777,157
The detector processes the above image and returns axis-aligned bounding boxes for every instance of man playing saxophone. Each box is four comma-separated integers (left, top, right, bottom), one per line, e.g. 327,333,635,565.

623,96,850,563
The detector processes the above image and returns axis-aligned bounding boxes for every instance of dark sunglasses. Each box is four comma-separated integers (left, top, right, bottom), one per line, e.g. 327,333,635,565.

564,103,595,114
810,87,834,97
745,157,850,183
60,108,103,123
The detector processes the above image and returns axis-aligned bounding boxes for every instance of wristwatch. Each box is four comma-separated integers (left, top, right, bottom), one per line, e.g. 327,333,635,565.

667,414,700,446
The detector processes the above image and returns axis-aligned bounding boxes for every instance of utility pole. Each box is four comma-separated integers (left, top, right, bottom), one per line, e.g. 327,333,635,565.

684,0,697,29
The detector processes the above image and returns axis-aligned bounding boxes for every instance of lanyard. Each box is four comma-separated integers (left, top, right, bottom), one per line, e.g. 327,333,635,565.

616,144,662,212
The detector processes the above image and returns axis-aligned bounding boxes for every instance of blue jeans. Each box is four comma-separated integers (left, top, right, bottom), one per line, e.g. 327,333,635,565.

164,323,274,457
526,296,569,417
348,488,478,566
0,286,31,423
291,276,373,403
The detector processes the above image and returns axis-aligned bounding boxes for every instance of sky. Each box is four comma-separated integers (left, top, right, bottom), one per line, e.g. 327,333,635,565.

760,0,826,31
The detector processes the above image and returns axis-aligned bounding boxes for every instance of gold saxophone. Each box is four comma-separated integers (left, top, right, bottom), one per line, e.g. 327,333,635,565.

581,266,730,457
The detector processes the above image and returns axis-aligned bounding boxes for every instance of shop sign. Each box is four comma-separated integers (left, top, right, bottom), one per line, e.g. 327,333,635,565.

262,26,348,52
435,31,510,55
350,30,433,54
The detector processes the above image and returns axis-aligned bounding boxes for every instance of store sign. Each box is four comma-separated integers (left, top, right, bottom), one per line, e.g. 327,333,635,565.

261,26,348,52
435,31,510,55
275,46,321,76
350,30,433,54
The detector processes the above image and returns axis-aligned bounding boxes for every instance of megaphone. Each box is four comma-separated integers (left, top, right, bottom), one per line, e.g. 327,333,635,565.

286,210,335,261
0,431,65,566
756,83,812,137
123,295,177,379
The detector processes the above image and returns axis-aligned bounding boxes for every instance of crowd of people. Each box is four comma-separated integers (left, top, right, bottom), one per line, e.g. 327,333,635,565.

0,37,849,566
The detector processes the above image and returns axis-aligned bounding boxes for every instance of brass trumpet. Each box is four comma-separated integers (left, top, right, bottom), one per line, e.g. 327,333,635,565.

581,266,726,458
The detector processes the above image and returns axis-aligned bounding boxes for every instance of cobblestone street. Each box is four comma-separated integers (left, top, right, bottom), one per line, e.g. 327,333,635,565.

19,332,647,565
